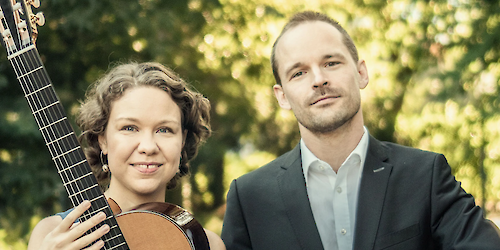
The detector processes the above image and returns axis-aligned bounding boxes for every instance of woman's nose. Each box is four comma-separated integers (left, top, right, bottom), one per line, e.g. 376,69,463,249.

137,133,159,155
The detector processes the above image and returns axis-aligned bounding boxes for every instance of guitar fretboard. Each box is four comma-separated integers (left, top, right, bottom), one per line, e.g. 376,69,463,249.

9,46,130,250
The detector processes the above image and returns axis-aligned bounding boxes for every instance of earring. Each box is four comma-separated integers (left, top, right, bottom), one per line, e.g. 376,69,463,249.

100,151,109,173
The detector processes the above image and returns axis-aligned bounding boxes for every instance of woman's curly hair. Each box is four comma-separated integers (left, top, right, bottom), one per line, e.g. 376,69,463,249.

76,62,211,191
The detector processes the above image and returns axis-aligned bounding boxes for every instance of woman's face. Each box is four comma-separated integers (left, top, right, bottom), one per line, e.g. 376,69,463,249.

99,86,185,199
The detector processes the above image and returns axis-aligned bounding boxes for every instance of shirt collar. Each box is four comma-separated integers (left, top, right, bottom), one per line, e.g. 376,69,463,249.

301,126,370,183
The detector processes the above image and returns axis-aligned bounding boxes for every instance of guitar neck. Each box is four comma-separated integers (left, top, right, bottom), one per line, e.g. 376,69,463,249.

9,46,130,249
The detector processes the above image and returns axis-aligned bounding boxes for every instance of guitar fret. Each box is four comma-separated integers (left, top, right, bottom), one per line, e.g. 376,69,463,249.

108,240,127,249
109,225,120,231
91,195,107,205
91,205,108,215
58,160,88,173
33,97,59,115
61,172,92,186
6,44,36,60
48,141,82,166
16,65,44,80
39,116,67,131
24,78,52,98
29,92,65,128
68,183,99,198
106,233,125,243
58,159,90,185
52,146,81,160
46,132,74,146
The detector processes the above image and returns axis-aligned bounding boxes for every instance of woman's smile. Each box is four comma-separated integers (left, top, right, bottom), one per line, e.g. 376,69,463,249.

133,163,162,174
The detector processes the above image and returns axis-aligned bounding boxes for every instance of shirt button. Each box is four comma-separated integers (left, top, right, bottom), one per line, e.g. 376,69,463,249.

341,229,347,235
319,164,325,170
336,187,342,193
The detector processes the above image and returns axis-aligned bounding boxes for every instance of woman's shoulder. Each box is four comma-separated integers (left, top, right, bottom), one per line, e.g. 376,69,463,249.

204,229,226,250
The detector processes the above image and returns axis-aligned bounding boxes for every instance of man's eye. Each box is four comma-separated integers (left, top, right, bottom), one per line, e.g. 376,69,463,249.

291,71,303,79
326,61,340,67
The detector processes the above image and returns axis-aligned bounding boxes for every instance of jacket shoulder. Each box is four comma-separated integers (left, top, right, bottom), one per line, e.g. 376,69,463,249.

234,145,299,184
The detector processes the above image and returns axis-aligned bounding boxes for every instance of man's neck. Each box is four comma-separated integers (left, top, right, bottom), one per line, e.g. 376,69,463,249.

300,120,365,172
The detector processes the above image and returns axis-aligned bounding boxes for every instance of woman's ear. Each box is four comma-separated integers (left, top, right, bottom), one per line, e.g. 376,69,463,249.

98,134,108,154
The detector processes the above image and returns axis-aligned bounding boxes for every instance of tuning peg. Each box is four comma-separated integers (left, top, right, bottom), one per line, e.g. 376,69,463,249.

27,0,41,8
33,12,44,26
2,29,12,39
18,21,27,30
13,2,22,11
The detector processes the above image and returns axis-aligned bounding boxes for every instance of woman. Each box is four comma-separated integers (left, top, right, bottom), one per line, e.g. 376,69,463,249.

27,62,225,250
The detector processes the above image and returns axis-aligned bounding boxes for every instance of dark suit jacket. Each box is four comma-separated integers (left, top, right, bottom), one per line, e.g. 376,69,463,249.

221,136,500,250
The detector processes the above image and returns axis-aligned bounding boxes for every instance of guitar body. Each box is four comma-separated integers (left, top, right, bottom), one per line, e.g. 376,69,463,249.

115,202,209,250
0,1,210,249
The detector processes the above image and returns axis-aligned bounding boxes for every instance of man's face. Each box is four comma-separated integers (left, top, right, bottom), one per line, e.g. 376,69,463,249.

273,21,369,134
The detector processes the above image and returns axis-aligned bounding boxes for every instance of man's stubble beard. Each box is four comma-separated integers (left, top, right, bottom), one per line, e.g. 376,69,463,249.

295,97,361,135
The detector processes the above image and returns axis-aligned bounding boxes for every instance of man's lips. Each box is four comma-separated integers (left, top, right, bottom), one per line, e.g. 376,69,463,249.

310,95,340,105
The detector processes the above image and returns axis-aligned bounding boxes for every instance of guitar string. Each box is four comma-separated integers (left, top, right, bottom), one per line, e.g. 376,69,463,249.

20,50,96,225
11,49,106,243
13,50,80,208
17,50,108,243
23,49,127,249
6,8,91,224
5,16,128,247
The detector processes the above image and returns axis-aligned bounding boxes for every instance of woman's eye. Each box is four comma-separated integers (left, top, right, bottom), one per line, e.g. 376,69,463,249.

157,127,172,133
121,126,137,132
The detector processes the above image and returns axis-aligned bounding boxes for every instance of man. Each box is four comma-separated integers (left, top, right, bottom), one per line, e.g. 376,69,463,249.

221,11,500,250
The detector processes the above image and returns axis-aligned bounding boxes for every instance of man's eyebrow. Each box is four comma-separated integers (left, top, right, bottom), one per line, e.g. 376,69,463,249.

284,62,303,78
323,53,346,60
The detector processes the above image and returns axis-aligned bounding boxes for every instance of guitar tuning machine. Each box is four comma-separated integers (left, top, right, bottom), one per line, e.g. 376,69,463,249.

26,0,41,8
12,2,23,13
32,12,44,26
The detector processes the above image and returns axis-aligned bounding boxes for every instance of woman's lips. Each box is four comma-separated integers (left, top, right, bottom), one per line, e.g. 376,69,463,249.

133,164,161,174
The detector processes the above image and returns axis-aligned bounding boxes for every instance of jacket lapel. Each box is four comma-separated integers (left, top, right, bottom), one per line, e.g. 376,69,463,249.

353,136,393,250
277,144,324,250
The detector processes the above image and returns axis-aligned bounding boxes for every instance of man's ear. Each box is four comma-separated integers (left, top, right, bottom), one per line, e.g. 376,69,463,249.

273,84,292,110
357,60,369,89
98,134,108,154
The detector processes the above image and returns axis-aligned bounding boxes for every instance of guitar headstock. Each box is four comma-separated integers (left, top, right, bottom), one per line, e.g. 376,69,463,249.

0,0,44,56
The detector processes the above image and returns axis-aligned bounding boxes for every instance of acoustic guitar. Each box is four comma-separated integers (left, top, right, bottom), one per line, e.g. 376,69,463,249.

0,0,209,249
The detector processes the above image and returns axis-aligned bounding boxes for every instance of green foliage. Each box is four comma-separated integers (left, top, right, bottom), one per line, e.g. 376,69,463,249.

1,0,499,248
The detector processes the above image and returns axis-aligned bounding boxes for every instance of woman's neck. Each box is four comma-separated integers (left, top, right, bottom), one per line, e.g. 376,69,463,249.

104,187,165,212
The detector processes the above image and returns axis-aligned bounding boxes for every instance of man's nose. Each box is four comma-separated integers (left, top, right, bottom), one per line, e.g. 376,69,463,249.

312,69,329,89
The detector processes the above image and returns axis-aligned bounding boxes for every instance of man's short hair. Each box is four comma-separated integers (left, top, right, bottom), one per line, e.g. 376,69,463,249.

271,11,359,86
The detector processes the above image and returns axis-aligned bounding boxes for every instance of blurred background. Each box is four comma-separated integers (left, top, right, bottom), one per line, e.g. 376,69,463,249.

1,0,500,248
